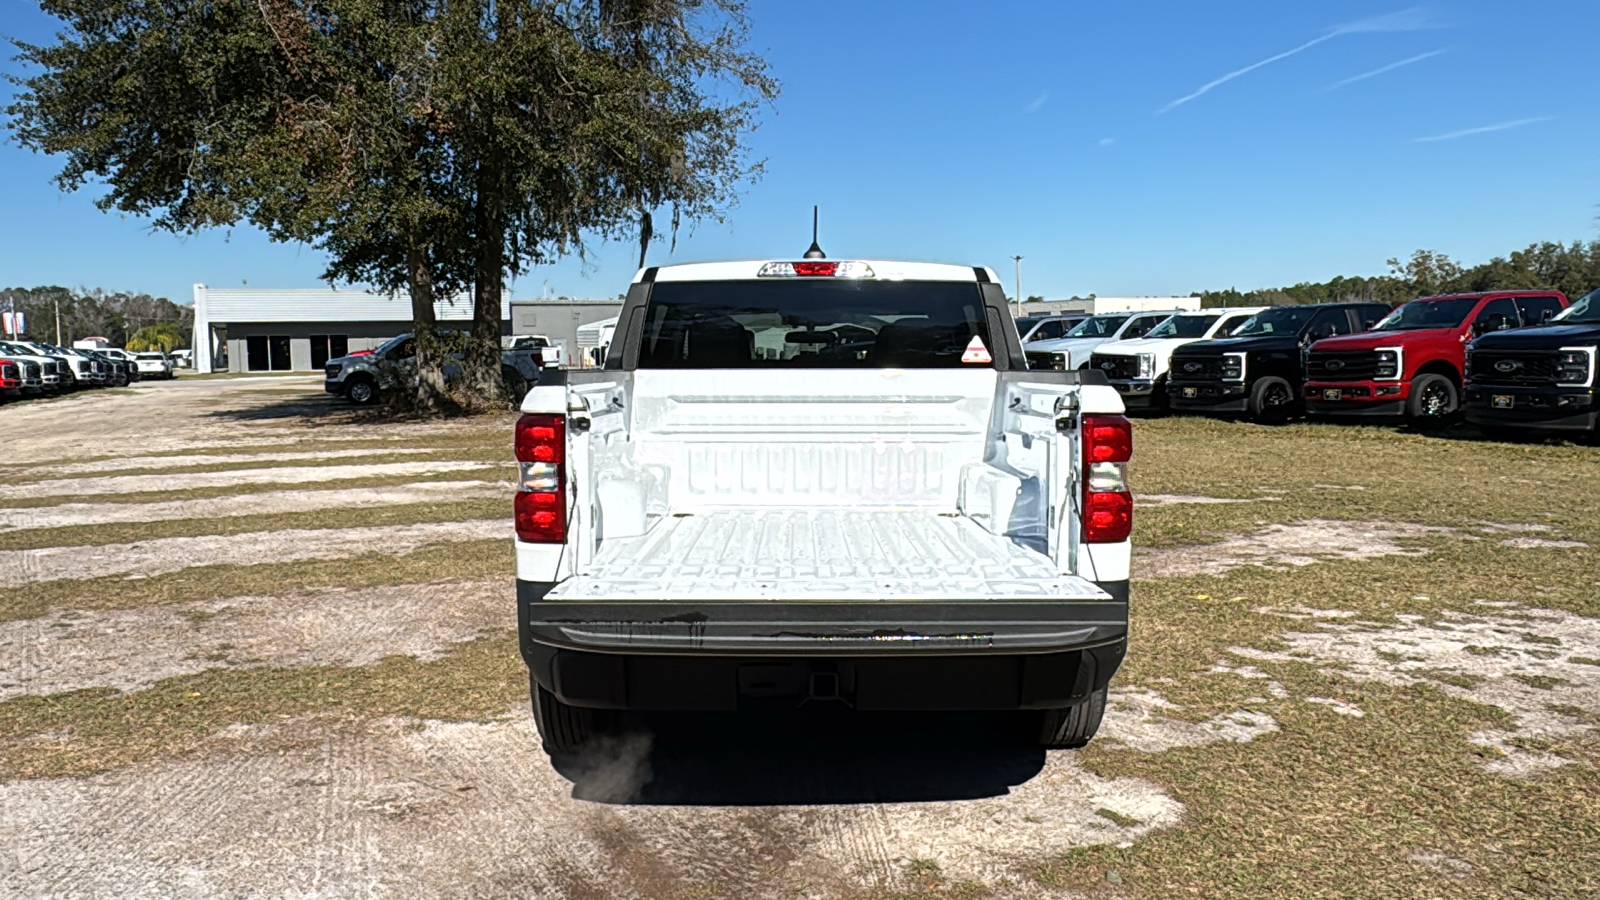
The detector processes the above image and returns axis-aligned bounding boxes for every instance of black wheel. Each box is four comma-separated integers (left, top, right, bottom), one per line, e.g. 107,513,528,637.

1407,373,1458,428
345,376,378,405
531,681,613,756
1248,376,1296,424
1033,687,1107,749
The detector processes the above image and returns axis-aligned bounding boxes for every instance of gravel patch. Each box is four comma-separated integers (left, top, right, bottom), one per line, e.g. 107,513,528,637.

0,581,507,700
1137,520,1449,579
0,715,1183,898
1305,697,1366,717
0,461,505,501
1498,537,1589,550
1231,607,1600,776
0,482,505,530
1099,687,1279,753
0,520,507,587
1137,494,1276,507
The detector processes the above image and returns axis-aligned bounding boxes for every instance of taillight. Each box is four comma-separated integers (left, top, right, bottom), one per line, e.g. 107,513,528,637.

514,413,567,543
1082,413,1133,543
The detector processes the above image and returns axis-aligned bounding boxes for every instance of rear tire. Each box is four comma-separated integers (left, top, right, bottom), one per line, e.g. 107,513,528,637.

1034,687,1108,749
1248,376,1296,424
1407,373,1458,428
531,682,613,756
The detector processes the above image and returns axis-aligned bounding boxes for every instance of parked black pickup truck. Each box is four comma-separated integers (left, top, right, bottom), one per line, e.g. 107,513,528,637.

1167,302,1390,423
1464,288,1599,436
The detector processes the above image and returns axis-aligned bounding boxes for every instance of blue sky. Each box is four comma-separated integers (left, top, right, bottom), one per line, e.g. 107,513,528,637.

2,1,1596,304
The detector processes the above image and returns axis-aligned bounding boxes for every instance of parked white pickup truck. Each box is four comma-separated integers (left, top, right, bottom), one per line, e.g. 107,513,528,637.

1090,307,1265,411
514,258,1134,755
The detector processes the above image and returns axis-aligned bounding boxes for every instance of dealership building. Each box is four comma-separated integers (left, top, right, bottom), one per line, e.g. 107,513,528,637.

190,285,622,373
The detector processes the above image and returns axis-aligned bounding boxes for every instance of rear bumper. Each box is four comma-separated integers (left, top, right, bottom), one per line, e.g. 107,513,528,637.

1463,384,1598,432
518,579,1129,711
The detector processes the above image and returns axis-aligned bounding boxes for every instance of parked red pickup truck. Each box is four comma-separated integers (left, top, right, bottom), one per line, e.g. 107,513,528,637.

1304,291,1568,427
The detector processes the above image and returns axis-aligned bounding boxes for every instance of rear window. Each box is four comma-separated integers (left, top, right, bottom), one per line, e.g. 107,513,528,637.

637,280,994,368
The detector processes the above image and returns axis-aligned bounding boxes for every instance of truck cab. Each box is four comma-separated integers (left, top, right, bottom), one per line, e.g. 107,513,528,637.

1464,287,1599,436
1024,310,1179,372
1089,307,1263,410
1167,302,1390,422
1304,291,1568,427
515,258,1133,755
1016,313,1088,344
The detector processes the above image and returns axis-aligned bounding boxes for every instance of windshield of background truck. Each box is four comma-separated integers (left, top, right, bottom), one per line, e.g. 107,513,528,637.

1372,297,1478,331
638,280,994,368
1232,306,1316,336
1146,314,1216,339
1553,289,1599,323
1064,314,1129,338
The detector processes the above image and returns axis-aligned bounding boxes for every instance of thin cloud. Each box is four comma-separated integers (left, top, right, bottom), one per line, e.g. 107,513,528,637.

1098,137,1116,147
1023,92,1049,114
1326,49,1447,90
1159,6,1440,113
1408,117,1555,143
1330,7,1439,34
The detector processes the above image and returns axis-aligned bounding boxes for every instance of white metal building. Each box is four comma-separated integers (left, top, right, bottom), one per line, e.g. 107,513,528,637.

1016,296,1203,317
191,285,621,373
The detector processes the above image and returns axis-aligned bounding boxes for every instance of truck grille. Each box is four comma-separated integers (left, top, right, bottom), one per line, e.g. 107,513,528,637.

1090,354,1140,380
1468,350,1559,386
1307,349,1378,380
1025,350,1065,371
1169,356,1224,382
0,362,15,381
23,361,41,380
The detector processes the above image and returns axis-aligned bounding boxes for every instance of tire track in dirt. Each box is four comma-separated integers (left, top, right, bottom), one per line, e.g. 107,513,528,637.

0,520,506,587
0,461,506,502
0,482,505,530
0,581,508,699
12,447,437,478
0,715,1183,898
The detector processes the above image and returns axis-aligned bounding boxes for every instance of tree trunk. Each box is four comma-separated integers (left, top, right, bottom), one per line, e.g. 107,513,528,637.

468,157,508,406
407,240,449,412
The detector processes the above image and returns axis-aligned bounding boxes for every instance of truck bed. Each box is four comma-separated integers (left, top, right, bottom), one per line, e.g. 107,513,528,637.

547,509,1109,602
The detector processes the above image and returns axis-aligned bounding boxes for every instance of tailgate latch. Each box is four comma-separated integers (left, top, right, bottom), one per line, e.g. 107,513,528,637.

1054,394,1079,432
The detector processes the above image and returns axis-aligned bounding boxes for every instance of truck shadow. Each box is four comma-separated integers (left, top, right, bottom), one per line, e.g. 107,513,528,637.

552,709,1047,806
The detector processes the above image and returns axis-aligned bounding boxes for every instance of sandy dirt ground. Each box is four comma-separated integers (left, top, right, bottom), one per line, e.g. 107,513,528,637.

0,481,505,530
0,581,508,699
2,379,1595,898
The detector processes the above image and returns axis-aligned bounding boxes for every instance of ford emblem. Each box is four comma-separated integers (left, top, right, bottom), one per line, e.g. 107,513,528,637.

1325,359,1344,371
1494,359,1522,373
1183,362,1200,373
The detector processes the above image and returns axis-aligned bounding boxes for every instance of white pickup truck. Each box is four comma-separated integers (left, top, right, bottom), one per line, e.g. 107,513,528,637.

514,258,1134,755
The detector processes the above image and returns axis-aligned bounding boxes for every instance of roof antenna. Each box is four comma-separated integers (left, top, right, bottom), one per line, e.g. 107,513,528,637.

803,205,826,259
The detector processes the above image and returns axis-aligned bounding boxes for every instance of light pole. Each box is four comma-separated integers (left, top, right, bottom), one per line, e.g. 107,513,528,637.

1011,255,1024,318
